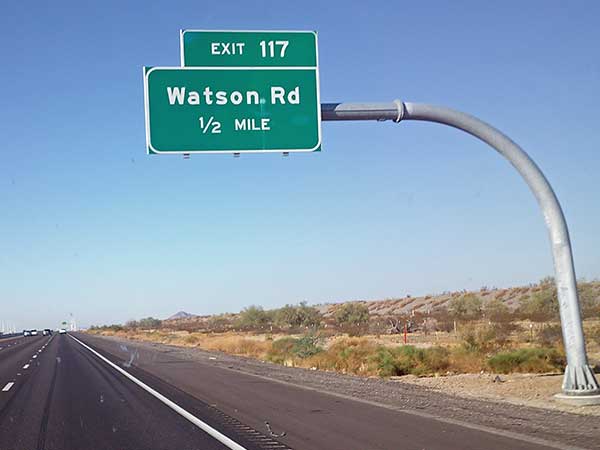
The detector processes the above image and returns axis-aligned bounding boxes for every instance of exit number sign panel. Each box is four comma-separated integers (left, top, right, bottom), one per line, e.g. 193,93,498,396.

180,30,317,67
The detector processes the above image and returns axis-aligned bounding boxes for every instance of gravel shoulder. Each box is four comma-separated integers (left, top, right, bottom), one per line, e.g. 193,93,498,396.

396,372,600,415
90,333,600,449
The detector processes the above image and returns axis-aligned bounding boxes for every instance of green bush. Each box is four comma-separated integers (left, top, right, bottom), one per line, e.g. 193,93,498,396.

448,293,482,321
483,298,510,322
292,335,323,358
487,348,564,374
369,345,450,377
267,335,323,364
334,303,370,327
138,317,162,329
274,302,322,329
459,322,514,352
518,281,559,322
236,305,273,330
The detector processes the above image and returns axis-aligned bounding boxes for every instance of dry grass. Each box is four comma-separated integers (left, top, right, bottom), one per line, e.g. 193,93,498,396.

89,319,600,378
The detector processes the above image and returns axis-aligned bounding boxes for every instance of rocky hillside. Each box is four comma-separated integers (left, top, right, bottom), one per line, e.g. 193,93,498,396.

163,280,600,326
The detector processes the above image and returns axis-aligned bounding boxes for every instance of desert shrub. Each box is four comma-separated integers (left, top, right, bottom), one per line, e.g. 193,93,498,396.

332,338,378,373
459,322,513,352
334,303,370,327
448,293,482,321
449,346,485,373
369,345,450,377
267,335,323,364
483,298,510,322
184,334,199,345
125,320,139,329
207,336,270,358
206,314,234,332
369,347,398,377
236,306,273,331
314,341,451,377
585,324,600,347
578,282,600,318
275,302,322,329
487,348,564,374
292,335,323,358
334,303,370,336
518,288,559,322
431,308,454,332
536,324,563,348
138,317,162,329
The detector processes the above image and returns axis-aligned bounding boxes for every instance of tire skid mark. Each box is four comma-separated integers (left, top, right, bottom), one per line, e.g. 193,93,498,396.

69,340,134,410
36,350,59,450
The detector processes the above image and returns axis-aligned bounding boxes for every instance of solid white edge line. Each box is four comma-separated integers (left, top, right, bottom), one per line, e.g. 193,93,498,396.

68,334,248,450
2,382,14,392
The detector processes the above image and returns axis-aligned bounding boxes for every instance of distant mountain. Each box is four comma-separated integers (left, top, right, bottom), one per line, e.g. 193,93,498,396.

166,311,196,321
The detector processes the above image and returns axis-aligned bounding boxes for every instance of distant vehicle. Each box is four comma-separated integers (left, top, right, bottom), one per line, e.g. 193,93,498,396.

42,329,52,336
30,329,38,336
58,329,67,334
23,330,30,337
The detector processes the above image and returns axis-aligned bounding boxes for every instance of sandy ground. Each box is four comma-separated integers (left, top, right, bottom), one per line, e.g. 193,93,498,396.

394,372,600,416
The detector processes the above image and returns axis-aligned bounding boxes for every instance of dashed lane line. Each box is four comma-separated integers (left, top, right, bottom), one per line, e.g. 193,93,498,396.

2,382,14,392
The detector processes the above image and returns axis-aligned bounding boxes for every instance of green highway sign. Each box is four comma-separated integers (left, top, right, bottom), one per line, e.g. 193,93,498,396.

143,66,321,154
180,30,318,67
144,30,321,154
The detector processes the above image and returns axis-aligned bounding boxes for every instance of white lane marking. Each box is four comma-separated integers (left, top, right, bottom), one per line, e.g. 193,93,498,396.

69,335,248,450
32,355,37,359
23,364,29,369
2,382,14,392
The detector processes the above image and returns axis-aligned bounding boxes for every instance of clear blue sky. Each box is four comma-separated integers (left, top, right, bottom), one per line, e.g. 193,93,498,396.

1,0,599,330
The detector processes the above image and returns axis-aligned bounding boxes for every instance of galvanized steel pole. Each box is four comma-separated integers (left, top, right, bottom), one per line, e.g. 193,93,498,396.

321,101,600,403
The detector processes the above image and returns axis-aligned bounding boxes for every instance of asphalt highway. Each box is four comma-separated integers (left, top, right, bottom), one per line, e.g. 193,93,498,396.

0,333,572,450
0,333,282,450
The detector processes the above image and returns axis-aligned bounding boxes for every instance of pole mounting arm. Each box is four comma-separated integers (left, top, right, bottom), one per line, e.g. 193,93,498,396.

320,100,600,402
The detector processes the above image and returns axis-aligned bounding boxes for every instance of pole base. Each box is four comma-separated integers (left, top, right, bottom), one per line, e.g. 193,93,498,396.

562,364,600,394
554,393,600,406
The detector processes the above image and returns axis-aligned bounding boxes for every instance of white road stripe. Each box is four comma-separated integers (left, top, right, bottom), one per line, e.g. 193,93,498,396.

2,382,14,392
69,335,248,450
32,355,37,359
23,364,29,369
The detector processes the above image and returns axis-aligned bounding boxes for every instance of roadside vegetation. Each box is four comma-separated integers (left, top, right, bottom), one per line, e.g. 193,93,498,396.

89,278,600,378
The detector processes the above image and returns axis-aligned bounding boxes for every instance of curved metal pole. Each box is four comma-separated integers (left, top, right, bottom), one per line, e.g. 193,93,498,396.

322,101,599,400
